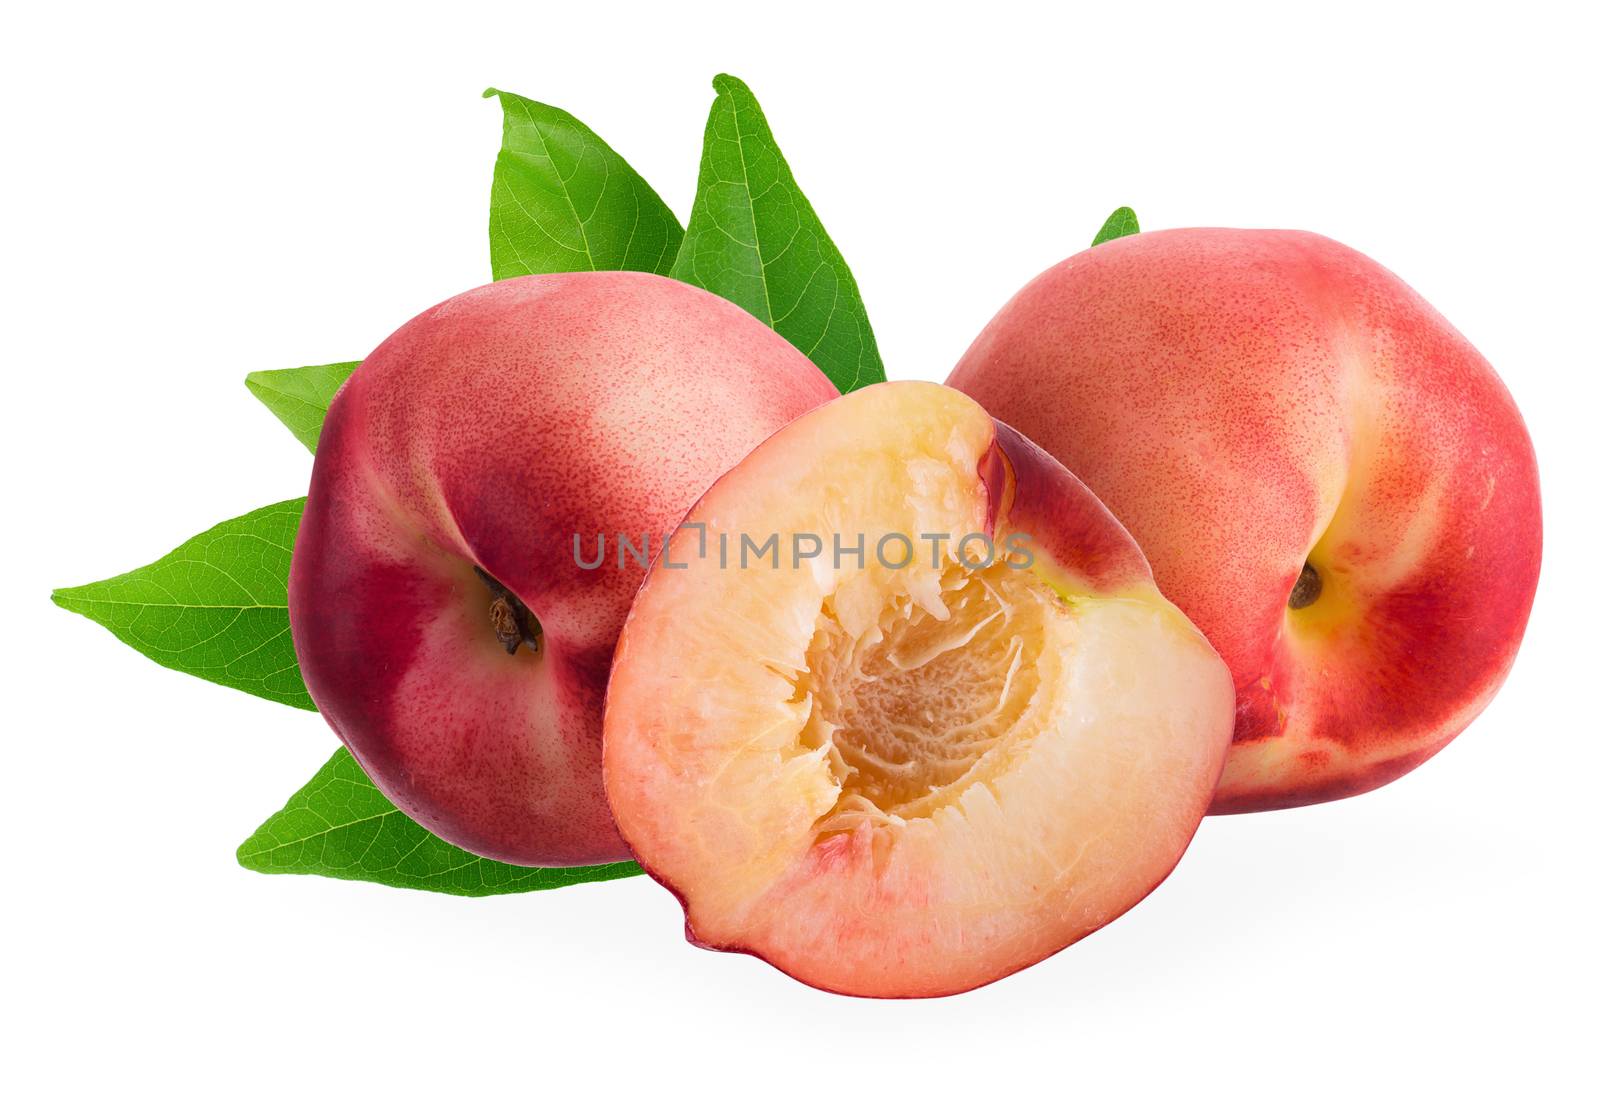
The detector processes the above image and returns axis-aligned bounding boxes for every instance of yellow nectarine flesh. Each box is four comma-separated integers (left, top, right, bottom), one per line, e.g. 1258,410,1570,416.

603,383,1234,997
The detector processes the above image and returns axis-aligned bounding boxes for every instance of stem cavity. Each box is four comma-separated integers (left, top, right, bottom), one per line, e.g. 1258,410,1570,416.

1288,562,1323,610
475,566,542,655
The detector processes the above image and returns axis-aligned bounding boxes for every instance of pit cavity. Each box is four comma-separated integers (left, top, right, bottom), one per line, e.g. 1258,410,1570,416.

801,557,1075,833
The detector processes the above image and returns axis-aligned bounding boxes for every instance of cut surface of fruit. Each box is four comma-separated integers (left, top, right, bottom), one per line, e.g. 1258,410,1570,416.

602,382,1234,997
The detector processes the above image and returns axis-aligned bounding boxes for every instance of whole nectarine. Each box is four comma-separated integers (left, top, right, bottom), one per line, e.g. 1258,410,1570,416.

603,382,1234,996
948,229,1541,811
290,273,836,865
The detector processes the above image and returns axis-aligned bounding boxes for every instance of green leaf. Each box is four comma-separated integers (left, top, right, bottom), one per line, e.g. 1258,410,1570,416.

245,361,360,453
1092,206,1140,246
670,74,886,394
484,87,684,279
52,499,313,710
238,748,644,895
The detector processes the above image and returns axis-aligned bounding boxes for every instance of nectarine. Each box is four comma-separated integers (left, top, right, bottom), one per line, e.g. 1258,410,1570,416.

290,273,836,866
948,229,1541,811
602,382,1235,996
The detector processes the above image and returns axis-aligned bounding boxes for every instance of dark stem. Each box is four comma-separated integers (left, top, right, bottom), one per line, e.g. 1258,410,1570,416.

1288,562,1323,610
474,566,542,655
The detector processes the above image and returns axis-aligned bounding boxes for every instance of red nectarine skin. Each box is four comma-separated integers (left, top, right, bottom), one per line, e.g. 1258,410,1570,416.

990,420,1154,593
949,229,1542,811
290,273,836,865
603,383,1235,997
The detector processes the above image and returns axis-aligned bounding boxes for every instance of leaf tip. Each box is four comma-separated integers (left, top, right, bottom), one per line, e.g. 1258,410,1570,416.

482,86,501,100
711,72,750,98
1092,206,1141,246
50,583,94,620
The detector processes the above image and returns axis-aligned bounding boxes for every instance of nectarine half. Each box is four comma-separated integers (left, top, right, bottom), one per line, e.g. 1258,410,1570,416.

602,382,1234,997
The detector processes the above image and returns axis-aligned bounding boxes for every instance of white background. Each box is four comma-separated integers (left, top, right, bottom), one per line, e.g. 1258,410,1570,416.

4,2,1595,1089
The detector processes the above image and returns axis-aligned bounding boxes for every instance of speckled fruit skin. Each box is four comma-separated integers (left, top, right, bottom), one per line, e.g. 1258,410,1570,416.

948,229,1541,812
289,272,837,865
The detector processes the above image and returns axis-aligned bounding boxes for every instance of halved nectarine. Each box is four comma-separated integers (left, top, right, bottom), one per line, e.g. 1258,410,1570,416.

602,382,1235,997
